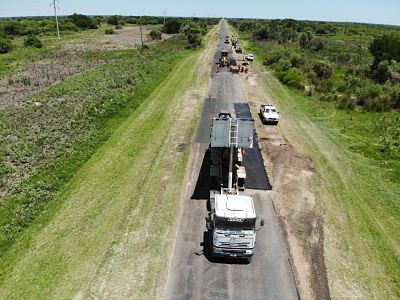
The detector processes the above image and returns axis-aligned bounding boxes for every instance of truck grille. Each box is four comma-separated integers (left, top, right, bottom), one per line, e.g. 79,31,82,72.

220,242,250,247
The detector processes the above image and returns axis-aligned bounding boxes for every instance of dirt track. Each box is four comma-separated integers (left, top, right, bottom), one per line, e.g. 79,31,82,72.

240,67,330,298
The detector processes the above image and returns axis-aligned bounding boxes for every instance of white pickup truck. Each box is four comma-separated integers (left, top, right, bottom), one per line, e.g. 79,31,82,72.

259,105,279,125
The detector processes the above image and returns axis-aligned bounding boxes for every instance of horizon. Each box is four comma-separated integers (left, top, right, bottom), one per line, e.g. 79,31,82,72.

0,15,399,28
0,0,399,26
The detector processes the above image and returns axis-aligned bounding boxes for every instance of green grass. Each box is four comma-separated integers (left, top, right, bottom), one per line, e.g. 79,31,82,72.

0,38,190,276
235,27,400,298
0,25,216,299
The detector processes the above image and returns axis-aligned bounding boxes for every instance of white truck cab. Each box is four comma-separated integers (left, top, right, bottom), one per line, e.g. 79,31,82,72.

260,104,279,125
207,192,263,261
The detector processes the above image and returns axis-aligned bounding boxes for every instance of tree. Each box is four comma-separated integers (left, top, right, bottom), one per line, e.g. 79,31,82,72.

23,35,43,48
187,33,201,48
370,34,400,72
107,15,119,26
163,20,181,34
299,31,313,48
2,21,23,36
253,26,269,40
279,28,297,44
68,13,97,29
93,16,103,26
0,39,12,53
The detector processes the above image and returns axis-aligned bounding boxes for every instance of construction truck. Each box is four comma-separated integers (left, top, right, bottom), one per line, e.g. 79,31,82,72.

229,59,239,73
206,112,264,262
235,44,242,53
231,35,238,46
219,50,230,67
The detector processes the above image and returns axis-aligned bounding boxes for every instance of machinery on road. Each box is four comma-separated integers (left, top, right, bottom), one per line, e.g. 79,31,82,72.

235,44,242,53
231,35,238,46
229,58,239,73
219,50,230,67
206,112,264,261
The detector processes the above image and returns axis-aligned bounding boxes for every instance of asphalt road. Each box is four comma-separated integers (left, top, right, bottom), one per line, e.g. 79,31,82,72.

163,21,299,300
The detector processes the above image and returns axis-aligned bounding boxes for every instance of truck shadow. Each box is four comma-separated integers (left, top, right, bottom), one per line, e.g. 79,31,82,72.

201,231,251,265
191,148,210,201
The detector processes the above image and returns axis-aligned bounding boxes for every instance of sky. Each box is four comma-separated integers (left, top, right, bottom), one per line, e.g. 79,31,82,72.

0,0,399,26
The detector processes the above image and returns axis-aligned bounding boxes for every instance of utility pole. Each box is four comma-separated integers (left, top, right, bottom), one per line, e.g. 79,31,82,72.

163,10,166,26
139,19,144,49
50,0,60,39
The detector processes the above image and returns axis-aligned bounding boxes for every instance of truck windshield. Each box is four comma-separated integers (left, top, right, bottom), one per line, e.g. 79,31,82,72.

215,217,256,231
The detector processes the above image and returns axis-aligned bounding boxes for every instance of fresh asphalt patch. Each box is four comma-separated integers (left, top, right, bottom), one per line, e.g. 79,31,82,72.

195,98,216,143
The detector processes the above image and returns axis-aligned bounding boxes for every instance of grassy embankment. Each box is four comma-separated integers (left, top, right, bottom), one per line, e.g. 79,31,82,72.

237,31,399,298
0,24,217,299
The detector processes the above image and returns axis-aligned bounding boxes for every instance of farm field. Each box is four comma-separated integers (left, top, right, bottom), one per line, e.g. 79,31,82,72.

231,20,399,298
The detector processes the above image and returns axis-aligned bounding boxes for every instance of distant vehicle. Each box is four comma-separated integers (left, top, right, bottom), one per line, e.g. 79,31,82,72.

259,105,279,125
229,59,239,73
224,38,229,44
245,54,254,61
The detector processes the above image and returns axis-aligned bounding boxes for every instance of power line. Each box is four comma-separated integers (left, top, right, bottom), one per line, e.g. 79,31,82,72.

50,0,60,39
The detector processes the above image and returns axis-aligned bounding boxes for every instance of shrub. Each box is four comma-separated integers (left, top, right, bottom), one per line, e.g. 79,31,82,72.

372,59,400,83
275,58,292,71
290,53,303,67
105,28,116,35
0,38,12,53
337,97,356,110
312,37,326,51
149,30,161,40
187,33,201,48
115,24,123,30
276,68,307,90
61,21,79,32
313,60,332,78
23,35,42,48
264,50,287,65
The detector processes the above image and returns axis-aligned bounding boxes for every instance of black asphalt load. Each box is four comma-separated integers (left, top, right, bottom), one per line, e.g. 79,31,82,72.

234,103,271,190
163,21,298,300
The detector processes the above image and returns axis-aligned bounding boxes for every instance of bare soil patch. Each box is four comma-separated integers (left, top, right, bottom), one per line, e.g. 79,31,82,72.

0,26,167,108
0,50,104,108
